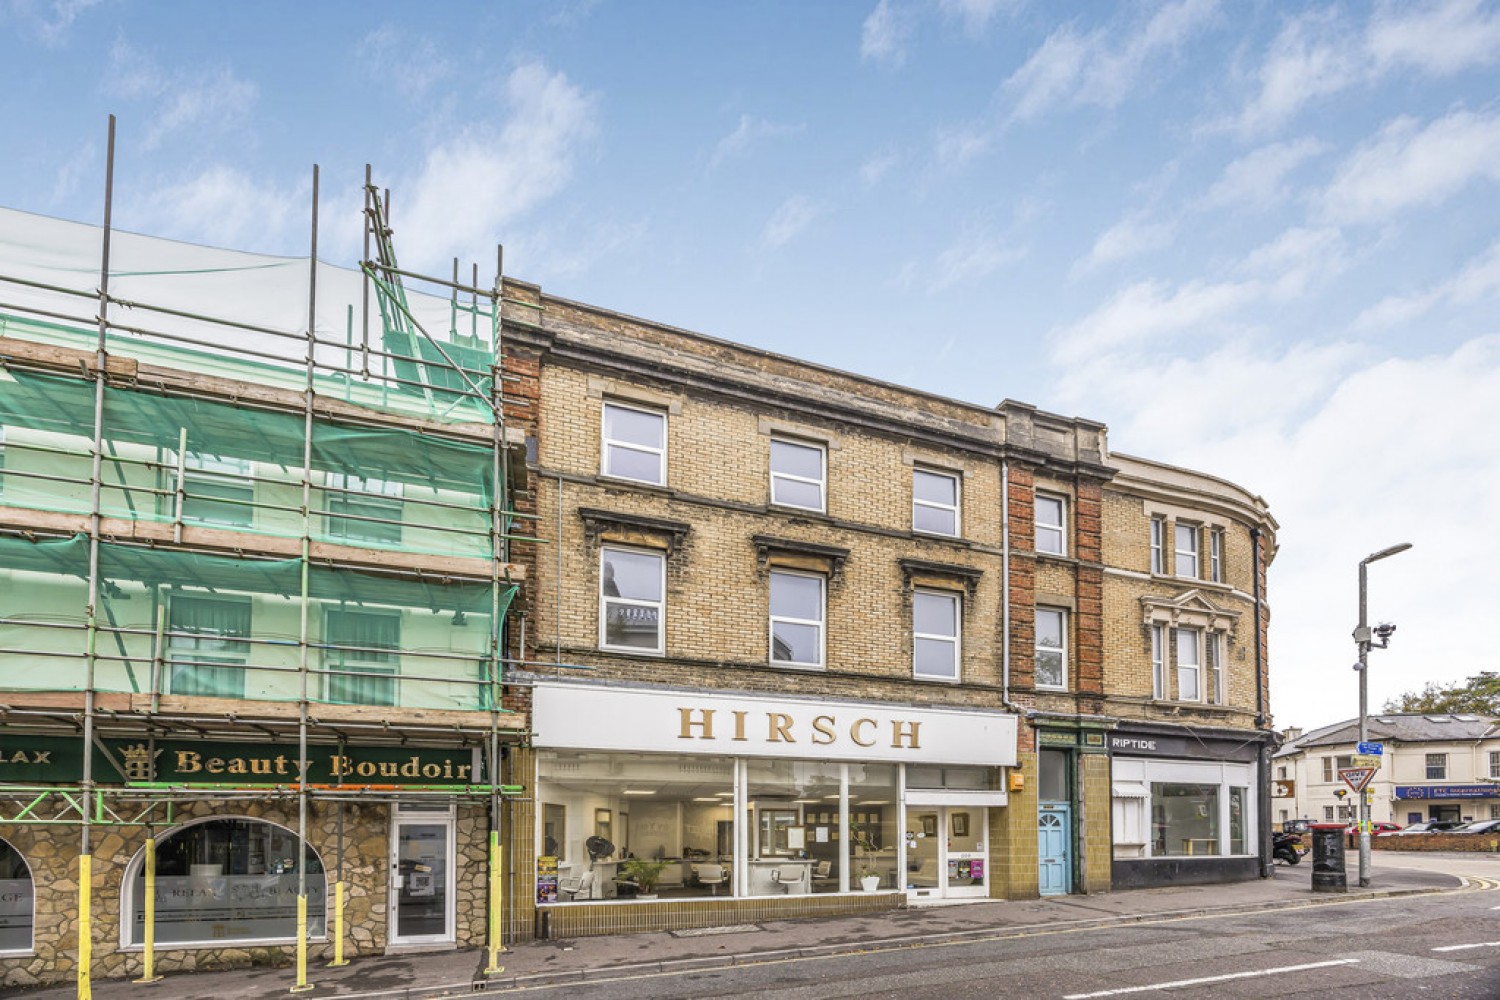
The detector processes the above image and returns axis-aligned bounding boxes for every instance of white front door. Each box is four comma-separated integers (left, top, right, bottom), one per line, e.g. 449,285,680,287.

905,806,988,900
390,813,455,945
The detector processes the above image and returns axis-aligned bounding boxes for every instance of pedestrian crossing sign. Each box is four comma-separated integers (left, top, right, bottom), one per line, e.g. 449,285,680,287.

1339,767,1377,792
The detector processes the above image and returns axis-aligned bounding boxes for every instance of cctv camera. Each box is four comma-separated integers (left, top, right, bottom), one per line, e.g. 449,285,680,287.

1374,622,1397,639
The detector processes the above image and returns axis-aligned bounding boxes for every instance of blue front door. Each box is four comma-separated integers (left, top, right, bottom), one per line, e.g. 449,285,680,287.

1038,803,1071,896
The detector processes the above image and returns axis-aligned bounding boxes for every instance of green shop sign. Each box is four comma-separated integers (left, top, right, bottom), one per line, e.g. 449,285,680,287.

0,734,485,786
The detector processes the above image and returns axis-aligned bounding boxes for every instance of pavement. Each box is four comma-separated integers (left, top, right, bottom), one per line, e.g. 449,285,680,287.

6,858,1470,1000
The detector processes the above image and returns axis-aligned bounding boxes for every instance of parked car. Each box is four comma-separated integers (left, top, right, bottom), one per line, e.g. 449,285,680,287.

1450,818,1500,835
1343,821,1401,836
1389,820,1464,835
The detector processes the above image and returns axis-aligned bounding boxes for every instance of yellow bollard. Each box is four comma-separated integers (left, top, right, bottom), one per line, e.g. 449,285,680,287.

327,880,348,967
484,830,505,974
77,854,92,1000
289,894,313,993
134,838,163,983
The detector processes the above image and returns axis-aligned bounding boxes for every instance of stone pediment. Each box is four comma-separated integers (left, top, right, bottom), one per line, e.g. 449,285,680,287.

1140,589,1239,631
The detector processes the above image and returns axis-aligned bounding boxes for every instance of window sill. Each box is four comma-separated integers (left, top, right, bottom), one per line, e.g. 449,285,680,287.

1035,685,1070,694
598,473,671,493
1036,552,1078,566
769,660,826,672
599,645,666,658
118,936,328,954
769,501,828,517
913,673,961,684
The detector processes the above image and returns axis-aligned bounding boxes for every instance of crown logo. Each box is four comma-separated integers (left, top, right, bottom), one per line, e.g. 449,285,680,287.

119,743,160,782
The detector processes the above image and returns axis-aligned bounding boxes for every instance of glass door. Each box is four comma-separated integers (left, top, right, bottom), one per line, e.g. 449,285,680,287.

904,806,988,899
390,815,454,945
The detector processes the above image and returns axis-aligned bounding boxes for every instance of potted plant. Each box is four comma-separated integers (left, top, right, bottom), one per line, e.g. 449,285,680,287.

851,823,881,892
620,858,670,899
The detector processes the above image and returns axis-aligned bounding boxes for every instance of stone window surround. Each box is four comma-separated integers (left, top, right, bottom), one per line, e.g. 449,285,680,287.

1142,591,1238,706
1143,501,1229,582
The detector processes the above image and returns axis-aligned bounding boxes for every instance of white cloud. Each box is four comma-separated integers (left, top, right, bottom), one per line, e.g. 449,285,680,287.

105,39,259,151
927,228,1025,291
1049,277,1257,363
933,125,990,170
710,115,804,168
1367,0,1500,76
4,0,101,47
1320,110,1500,225
1237,225,1346,297
861,0,915,66
47,141,96,207
1076,213,1176,273
760,195,822,249
511,217,649,282
357,26,454,98
396,61,597,272
1355,239,1500,329
1224,2,1500,137
859,151,899,189
124,165,312,253
1003,0,1218,121
1202,137,1328,211
938,0,1014,37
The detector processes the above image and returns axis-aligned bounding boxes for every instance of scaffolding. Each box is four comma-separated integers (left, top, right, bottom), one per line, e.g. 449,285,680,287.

0,117,538,995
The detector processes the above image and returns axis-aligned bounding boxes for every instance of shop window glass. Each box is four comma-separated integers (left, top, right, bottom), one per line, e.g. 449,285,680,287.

849,764,897,892
746,759,844,894
1151,783,1220,857
127,818,325,946
537,750,733,901
1230,787,1247,854
0,837,33,954
905,765,997,790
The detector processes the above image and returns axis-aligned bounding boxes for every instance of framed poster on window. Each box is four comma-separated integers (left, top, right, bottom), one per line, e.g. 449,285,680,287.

951,813,969,837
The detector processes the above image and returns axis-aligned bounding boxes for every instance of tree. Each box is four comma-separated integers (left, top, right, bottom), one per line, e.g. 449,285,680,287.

1384,671,1500,715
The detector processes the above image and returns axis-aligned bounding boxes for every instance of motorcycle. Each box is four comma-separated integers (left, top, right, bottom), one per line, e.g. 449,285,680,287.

1272,831,1305,865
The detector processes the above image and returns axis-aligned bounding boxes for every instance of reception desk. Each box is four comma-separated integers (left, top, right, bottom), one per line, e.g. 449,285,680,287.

746,859,811,895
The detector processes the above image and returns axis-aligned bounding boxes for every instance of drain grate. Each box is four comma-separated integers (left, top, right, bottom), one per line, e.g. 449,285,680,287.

670,923,762,938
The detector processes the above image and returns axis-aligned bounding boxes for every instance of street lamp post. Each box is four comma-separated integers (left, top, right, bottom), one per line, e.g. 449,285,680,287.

1355,541,1412,888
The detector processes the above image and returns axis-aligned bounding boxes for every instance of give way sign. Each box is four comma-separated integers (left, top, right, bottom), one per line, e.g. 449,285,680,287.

1339,767,1377,792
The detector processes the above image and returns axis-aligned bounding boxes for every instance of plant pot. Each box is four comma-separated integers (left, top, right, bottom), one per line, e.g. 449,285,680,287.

860,875,880,892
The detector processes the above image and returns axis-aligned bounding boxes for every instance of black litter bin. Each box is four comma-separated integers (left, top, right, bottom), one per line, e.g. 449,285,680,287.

1309,823,1347,892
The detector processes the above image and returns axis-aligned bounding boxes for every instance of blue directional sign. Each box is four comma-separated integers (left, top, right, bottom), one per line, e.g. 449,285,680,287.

1357,741,1384,755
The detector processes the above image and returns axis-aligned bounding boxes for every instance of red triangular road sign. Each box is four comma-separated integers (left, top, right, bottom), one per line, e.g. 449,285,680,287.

1339,767,1377,792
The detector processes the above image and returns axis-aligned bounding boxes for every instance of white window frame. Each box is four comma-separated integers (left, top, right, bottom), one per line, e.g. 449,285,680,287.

1035,493,1066,556
1175,626,1201,701
1150,517,1165,574
598,546,666,655
912,467,960,537
0,834,33,956
1209,528,1224,583
912,588,960,682
1489,751,1500,780
769,438,826,512
768,568,825,668
321,605,400,707
601,401,667,486
325,472,404,545
1322,757,1334,783
181,452,255,527
1174,523,1200,579
1150,624,1166,700
1205,631,1224,705
1035,607,1068,691
1426,753,1447,780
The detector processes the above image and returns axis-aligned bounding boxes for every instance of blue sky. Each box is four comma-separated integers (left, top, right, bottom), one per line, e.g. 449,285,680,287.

4,0,1499,730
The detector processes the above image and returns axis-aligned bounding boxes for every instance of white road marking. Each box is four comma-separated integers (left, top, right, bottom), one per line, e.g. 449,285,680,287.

1061,959,1360,998
1433,941,1500,952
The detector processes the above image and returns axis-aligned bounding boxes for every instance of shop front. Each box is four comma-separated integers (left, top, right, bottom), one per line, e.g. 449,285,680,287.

1108,725,1267,888
1393,785,1500,825
530,682,1016,917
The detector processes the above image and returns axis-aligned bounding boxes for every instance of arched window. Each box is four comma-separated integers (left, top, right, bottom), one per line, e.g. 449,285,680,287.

125,818,325,947
0,837,34,954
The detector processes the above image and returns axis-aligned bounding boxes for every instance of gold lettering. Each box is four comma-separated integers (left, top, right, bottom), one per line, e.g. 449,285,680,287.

33,751,49,765
176,750,202,774
226,758,248,775
250,758,272,775
768,713,795,743
205,757,224,774
850,718,877,747
678,708,715,740
330,755,351,777
401,757,421,778
732,711,749,742
457,763,472,781
811,715,837,745
891,721,922,749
